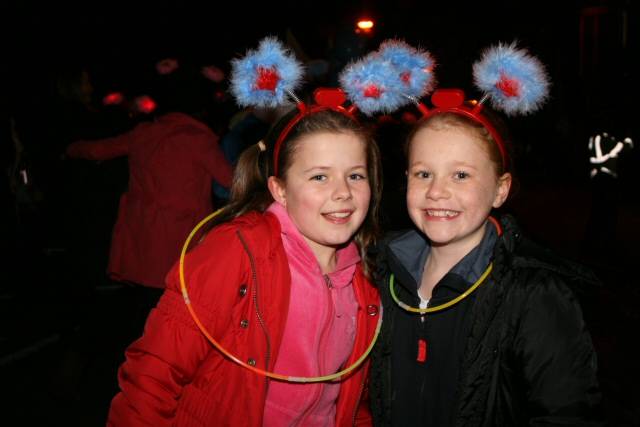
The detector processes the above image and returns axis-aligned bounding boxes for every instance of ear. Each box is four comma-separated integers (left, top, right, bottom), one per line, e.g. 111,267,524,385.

492,173,512,208
267,176,287,206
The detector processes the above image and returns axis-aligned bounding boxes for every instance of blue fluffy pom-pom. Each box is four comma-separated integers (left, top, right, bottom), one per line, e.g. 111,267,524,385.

339,54,409,116
473,42,550,116
230,37,303,108
378,40,436,99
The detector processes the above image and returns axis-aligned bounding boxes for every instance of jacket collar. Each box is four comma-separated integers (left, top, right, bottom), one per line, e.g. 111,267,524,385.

386,221,498,294
267,202,360,288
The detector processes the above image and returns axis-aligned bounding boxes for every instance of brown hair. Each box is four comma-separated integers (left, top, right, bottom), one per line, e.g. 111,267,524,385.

405,110,514,177
212,108,383,277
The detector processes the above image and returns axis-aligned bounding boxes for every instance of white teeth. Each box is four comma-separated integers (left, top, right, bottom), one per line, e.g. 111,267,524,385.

427,210,458,217
327,212,351,218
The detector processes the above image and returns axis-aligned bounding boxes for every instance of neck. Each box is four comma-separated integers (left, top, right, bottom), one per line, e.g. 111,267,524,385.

430,221,488,271
420,222,488,298
427,246,467,275
315,247,338,275
304,238,338,274
419,253,461,301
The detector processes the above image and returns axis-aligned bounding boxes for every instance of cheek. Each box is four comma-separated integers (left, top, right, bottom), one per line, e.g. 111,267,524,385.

286,185,321,211
358,184,372,206
406,185,422,210
296,192,323,211
465,186,497,213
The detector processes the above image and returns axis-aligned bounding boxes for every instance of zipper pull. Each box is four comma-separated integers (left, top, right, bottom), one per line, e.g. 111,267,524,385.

323,274,333,289
417,339,428,363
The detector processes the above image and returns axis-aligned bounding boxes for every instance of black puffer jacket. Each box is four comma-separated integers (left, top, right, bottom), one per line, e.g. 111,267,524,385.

369,216,602,426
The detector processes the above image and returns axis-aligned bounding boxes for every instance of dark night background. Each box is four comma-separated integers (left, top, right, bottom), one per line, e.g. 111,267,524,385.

2,1,639,425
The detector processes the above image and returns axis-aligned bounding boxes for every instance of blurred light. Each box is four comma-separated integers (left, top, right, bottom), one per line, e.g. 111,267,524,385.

156,58,179,75
135,95,157,114
357,19,374,30
103,92,124,106
214,90,226,102
202,65,225,83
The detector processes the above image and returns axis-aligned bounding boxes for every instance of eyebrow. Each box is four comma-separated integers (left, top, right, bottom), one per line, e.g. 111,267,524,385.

408,161,479,170
303,164,367,173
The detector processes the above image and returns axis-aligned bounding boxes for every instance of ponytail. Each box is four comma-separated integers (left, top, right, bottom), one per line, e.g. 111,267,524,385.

205,142,274,230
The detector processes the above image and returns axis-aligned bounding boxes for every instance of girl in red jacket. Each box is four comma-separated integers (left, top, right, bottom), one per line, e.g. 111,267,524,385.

108,38,386,427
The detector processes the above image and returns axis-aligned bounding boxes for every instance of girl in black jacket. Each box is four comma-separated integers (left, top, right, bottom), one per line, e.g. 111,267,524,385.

369,104,602,426
366,53,604,424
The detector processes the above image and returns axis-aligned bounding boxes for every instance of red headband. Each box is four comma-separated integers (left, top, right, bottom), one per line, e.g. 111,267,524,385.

272,88,357,177
416,88,508,170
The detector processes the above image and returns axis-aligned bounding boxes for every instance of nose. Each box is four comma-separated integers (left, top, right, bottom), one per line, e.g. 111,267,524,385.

425,176,450,200
332,177,353,201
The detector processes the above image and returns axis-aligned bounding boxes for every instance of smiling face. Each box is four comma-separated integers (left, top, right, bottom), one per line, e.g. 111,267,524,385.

406,125,511,255
268,131,371,260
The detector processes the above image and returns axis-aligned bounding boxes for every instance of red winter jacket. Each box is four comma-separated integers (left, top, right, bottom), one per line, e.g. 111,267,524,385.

107,211,380,426
66,112,232,287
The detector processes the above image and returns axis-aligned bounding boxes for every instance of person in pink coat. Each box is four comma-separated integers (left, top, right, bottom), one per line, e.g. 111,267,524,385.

66,110,232,288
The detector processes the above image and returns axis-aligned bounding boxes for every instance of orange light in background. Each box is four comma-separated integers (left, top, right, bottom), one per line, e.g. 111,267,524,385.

357,19,374,30
103,92,124,105
356,19,374,34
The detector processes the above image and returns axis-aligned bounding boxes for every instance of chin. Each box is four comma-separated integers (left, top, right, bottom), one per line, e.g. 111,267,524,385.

323,231,357,247
425,234,455,246
418,223,457,243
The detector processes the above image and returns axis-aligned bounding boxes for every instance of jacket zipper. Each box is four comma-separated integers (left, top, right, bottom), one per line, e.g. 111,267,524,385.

296,273,336,426
351,376,365,426
236,231,271,380
350,272,367,426
324,274,333,289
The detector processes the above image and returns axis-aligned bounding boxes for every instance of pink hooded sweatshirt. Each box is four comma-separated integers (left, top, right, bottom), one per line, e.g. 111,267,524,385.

263,203,360,427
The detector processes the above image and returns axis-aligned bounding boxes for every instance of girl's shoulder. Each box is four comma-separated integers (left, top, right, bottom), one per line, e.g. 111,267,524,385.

369,228,419,258
368,229,421,288
498,214,598,285
495,222,600,304
166,211,284,295
507,238,599,288
202,210,282,254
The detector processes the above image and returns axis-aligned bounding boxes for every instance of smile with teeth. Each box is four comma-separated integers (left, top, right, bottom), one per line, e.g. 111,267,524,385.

425,209,460,218
323,211,353,223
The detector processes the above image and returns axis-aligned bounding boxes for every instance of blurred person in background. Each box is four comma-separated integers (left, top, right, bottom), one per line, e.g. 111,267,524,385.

66,61,232,310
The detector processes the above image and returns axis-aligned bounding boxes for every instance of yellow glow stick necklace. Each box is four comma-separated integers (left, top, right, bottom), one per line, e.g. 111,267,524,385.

389,262,493,314
180,209,383,383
